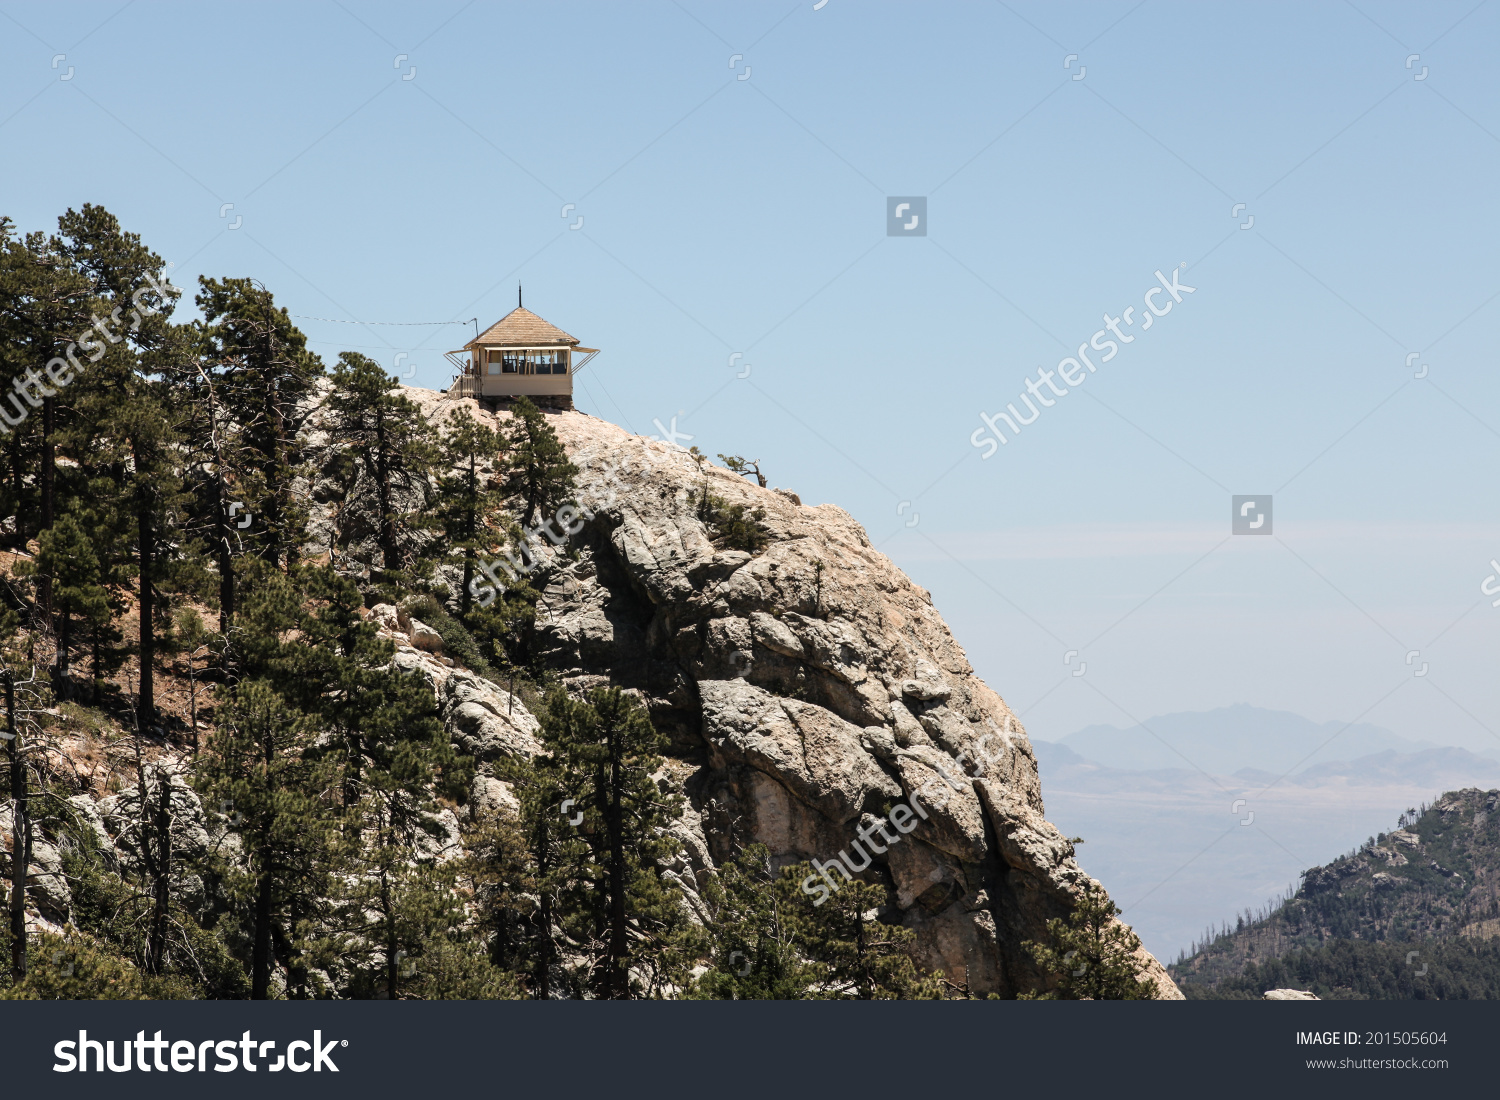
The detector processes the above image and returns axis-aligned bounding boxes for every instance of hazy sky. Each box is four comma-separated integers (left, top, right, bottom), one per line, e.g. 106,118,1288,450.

4,1,1498,771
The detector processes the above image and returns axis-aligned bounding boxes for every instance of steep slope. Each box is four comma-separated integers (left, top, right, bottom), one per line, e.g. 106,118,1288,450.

392,390,1179,998
1,389,1179,998
1171,788,1500,998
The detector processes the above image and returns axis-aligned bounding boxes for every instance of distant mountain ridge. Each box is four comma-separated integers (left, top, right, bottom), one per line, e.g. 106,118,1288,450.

1060,704,1448,777
1032,739,1500,793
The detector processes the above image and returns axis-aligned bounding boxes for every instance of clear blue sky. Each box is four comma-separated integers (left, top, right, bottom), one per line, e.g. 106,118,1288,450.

4,1,1499,770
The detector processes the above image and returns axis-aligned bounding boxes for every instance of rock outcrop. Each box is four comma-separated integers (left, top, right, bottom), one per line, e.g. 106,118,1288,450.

378,390,1179,999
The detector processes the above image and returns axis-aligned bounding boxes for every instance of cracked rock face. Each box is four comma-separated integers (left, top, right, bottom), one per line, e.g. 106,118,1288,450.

390,390,1180,998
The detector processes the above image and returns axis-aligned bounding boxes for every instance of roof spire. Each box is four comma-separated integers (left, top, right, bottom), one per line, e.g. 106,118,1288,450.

518,283,522,309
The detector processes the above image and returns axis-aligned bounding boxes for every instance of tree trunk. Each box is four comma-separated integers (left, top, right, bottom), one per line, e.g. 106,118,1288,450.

250,716,274,999
188,659,198,753
461,550,474,617
216,477,234,635
533,815,552,1000
343,732,362,812
460,453,477,616
39,396,53,613
146,768,172,973
137,482,154,726
262,313,291,572
250,866,273,999
7,433,21,547
285,910,307,1000
55,613,70,701
6,671,28,982
607,726,629,999
90,632,101,704
374,414,397,576
40,397,53,529
206,377,235,634
382,866,397,1000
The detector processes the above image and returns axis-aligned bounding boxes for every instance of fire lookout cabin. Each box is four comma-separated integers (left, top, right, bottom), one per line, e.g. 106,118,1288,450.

446,306,597,410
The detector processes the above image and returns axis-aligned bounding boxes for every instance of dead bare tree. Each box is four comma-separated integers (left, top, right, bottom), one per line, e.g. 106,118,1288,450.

717,454,768,488
5,667,29,982
4,665,50,982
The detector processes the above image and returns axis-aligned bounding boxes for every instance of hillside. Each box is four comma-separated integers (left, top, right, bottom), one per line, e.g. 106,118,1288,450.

0,381,1176,998
1170,788,1500,999
0,206,1180,1000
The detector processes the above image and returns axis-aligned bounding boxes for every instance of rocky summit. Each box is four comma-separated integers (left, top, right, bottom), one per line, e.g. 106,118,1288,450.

369,389,1181,998
0,373,1178,999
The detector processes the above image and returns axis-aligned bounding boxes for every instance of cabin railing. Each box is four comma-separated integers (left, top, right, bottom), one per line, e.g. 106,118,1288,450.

448,374,482,398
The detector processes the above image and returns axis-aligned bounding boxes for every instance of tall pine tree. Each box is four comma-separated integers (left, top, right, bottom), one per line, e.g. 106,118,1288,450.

536,687,684,998
324,352,436,589
501,396,577,528
193,277,322,580
197,678,342,999
429,406,509,616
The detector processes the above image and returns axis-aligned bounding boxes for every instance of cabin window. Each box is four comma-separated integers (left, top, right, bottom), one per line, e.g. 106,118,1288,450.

484,350,569,374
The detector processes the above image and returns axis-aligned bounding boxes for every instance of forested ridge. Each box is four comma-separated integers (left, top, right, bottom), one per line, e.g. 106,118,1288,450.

1171,788,1500,999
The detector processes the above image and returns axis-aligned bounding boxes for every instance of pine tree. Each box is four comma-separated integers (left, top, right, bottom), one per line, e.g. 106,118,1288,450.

459,806,540,992
51,206,188,727
163,607,217,751
0,215,98,554
331,668,463,997
338,817,509,999
231,563,469,997
1,205,183,723
193,277,322,578
302,567,463,809
429,406,509,616
717,454,767,488
536,687,684,998
464,575,542,679
106,757,216,981
325,352,436,588
1021,879,1157,1000
196,679,343,1000
499,736,588,998
49,475,135,702
695,485,769,554
15,514,108,700
783,866,942,999
689,843,816,999
500,396,577,528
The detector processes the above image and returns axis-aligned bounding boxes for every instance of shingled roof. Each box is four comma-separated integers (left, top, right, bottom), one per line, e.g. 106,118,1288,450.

469,307,578,347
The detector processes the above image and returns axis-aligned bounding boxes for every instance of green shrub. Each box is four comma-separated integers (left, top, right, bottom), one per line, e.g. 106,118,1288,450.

404,594,494,677
696,485,770,554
